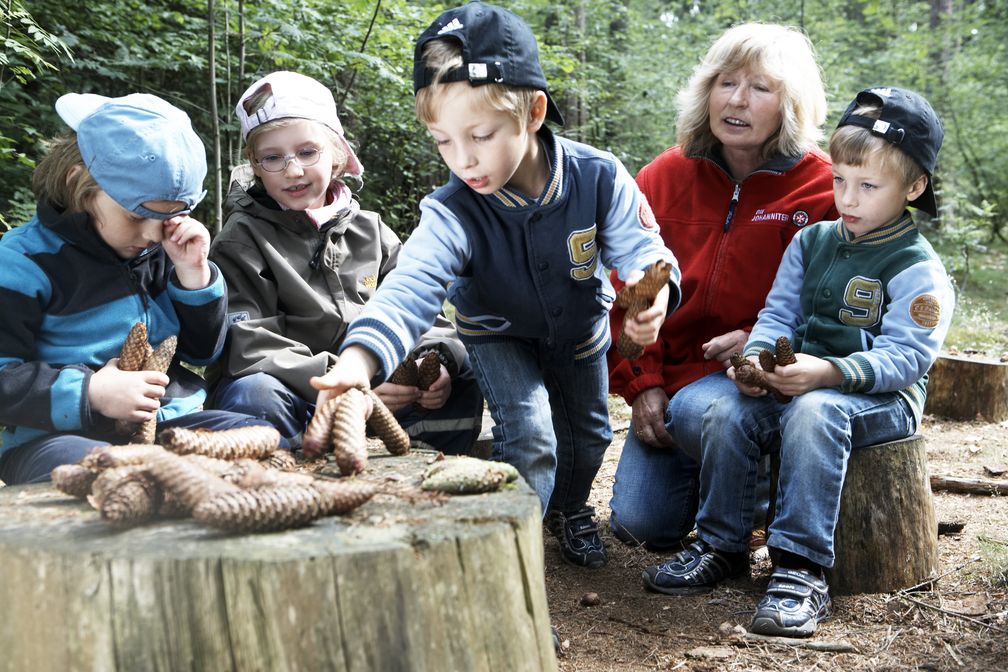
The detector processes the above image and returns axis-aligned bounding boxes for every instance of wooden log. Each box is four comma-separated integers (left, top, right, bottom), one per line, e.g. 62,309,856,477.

925,354,1008,421
828,435,938,595
930,474,1008,496
0,454,556,672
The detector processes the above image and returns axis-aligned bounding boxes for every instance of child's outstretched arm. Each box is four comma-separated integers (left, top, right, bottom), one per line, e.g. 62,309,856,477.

162,215,212,289
762,354,842,397
310,346,379,408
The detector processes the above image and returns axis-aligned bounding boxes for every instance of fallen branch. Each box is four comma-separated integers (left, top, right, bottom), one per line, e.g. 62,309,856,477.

739,632,857,653
931,475,1008,496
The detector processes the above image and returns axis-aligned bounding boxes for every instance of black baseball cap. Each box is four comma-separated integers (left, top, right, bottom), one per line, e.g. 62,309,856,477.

412,1,564,126
836,86,944,216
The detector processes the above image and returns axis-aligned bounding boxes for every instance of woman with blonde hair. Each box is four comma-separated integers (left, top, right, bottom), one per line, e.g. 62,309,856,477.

608,23,838,551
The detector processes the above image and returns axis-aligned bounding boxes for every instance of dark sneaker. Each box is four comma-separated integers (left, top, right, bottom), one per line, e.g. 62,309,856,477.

749,567,833,637
545,506,608,568
642,539,748,595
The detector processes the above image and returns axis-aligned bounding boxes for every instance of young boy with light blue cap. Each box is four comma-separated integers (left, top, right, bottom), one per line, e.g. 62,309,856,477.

0,92,272,484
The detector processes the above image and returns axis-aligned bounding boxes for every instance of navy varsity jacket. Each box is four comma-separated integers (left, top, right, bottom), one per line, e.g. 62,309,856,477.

343,127,681,379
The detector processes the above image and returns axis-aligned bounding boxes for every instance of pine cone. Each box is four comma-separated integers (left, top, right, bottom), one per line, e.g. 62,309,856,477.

193,485,325,533
729,352,752,369
114,323,153,436
145,452,241,514
303,397,339,458
387,357,419,387
119,322,151,372
226,459,315,490
263,450,298,471
758,349,777,373
417,351,442,391
330,388,369,476
421,456,519,494
311,479,378,515
82,444,165,470
89,465,151,510
615,261,672,360
99,474,162,527
775,336,797,366
131,335,179,443
51,464,97,499
365,389,411,456
733,363,771,390
159,425,280,460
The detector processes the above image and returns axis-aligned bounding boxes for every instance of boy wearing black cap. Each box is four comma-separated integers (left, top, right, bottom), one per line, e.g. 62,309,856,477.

312,2,680,569
640,87,955,637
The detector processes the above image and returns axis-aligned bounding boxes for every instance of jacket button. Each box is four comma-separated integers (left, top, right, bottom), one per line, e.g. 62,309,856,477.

632,366,642,375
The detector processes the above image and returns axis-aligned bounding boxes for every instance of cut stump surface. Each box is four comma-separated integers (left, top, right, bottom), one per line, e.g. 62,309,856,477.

0,453,555,672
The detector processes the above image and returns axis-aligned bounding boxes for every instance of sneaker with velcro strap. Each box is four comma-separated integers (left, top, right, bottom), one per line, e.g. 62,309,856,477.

749,566,833,637
545,506,608,569
641,539,748,595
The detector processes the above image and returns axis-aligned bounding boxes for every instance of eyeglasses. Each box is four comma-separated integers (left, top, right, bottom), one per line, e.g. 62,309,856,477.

254,147,323,173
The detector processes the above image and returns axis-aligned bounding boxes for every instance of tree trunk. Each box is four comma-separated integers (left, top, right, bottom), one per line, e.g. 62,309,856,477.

0,454,555,671
925,354,1008,421
828,435,938,595
207,0,222,234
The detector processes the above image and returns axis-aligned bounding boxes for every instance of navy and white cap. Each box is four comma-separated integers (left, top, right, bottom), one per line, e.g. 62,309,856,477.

837,86,944,216
412,1,564,125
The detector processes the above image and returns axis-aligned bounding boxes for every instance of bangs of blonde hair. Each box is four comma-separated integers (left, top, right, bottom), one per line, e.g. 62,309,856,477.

245,118,348,179
415,39,536,126
677,23,827,160
32,132,101,214
829,105,926,188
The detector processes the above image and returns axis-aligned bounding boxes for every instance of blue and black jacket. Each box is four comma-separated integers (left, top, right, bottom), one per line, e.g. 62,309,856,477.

0,199,228,454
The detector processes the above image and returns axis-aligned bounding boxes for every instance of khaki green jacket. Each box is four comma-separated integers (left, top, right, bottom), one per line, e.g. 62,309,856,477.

209,171,467,400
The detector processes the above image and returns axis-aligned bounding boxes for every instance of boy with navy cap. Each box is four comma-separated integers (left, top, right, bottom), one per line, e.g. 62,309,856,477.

313,2,681,569
640,86,954,637
0,92,269,485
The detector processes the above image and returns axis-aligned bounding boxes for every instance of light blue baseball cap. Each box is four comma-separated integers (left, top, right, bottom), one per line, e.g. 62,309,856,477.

55,92,208,219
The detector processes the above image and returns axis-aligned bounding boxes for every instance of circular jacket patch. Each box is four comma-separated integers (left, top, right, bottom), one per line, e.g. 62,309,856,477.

791,210,810,227
638,197,658,230
908,294,941,328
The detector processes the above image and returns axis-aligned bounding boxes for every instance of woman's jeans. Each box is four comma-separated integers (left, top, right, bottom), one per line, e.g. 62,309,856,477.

609,371,739,550
466,339,612,516
695,387,916,568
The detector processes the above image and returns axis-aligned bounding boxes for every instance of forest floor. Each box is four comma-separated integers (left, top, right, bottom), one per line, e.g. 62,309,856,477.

543,399,1008,672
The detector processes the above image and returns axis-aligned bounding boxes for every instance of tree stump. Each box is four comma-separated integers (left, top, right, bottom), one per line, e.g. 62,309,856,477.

828,435,938,595
768,435,938,595
0,453,556,672
925,353,1008,421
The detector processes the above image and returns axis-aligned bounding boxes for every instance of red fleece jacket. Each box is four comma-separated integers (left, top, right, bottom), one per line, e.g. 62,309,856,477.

608,146,838,403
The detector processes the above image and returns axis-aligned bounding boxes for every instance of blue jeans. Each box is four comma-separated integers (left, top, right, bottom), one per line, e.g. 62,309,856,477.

695,387,916,568
209,369,484,456
466,339,612,516
0,410,274,485
609,372,736,550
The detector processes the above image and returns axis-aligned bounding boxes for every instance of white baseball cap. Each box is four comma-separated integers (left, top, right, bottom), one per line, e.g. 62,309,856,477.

236,71,363,178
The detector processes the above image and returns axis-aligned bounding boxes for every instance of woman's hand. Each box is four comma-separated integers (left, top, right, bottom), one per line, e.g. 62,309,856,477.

630,387,675,448
701,329,749,367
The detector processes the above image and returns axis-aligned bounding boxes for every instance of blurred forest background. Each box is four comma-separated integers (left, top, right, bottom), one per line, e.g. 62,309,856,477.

3,0,1006,347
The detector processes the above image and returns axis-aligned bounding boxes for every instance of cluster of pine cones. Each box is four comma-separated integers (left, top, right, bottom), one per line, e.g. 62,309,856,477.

51,426,378,533
615,261,673,360
730,336,799,402
114,322,176,443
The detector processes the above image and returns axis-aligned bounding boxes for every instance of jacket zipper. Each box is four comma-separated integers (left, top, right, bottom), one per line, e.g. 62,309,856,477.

723,183,741,232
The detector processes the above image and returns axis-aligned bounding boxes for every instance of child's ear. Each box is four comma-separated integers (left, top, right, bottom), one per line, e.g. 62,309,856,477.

66,164,82,185
906,174,928,202
528,91,548,132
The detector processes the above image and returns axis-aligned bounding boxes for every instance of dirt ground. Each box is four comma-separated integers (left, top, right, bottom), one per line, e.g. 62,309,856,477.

543,399,1008,671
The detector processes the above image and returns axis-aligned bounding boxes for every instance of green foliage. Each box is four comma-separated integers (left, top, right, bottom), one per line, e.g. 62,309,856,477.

1,0,1007,316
